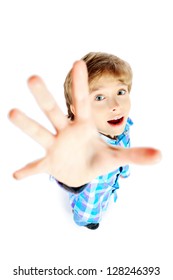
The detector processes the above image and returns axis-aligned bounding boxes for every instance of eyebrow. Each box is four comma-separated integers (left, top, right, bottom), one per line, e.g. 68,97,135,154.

90,83,128,93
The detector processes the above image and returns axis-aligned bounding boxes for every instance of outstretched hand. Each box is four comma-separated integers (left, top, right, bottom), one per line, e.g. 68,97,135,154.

9,61,161,187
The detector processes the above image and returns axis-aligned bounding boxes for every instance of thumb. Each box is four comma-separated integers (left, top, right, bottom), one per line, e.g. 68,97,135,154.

121,147,162,165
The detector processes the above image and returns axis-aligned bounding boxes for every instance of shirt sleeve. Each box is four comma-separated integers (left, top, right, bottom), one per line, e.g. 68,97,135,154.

120,117,133,179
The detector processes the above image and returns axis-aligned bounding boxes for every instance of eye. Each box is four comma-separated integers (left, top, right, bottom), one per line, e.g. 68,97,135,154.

95,95,105,101
117,89,126,95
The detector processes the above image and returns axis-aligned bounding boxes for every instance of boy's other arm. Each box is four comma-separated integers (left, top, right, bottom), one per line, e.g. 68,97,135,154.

9,61,161,187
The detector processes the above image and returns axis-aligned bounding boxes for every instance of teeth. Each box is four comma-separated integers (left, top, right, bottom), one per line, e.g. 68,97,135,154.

110,116,123,121
114,116,122,120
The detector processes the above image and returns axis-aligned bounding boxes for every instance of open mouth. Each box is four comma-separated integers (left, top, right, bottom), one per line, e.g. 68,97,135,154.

107,117,124,126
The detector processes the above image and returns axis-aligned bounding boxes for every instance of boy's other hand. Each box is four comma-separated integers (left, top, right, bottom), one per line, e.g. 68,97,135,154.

9,61,161,187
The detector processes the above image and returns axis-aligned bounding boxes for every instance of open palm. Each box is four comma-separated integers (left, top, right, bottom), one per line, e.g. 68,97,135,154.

9,61,161,187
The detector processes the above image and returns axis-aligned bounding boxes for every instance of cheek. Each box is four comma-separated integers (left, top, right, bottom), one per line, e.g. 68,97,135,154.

123,98,131,113
91,105,105,126
91,107,101,120
127,100,131,112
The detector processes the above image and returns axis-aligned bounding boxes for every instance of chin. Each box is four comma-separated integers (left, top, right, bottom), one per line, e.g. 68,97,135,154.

116,127,125,135
112,125,126,136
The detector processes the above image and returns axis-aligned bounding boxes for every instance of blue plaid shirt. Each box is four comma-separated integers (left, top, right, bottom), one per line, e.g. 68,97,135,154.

69,117,133,226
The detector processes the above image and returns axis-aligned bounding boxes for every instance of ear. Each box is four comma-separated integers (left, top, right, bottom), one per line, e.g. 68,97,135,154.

70,104,75,115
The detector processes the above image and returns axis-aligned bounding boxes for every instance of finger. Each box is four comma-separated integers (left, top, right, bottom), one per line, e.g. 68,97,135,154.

13,158,47,180
113,147,162,165
9,109,54,149
123,147,162,165
97,146,162,178
28,76,68,130
71,60,91,121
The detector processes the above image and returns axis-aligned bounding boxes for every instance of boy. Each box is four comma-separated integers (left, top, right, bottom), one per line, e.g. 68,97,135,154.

59,52,133,230
9,52,161,230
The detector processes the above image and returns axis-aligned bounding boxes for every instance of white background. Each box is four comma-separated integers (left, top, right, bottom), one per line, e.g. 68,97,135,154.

0,0,172,279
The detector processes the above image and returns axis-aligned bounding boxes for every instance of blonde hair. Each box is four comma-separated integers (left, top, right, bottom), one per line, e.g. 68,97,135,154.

64,52,133,120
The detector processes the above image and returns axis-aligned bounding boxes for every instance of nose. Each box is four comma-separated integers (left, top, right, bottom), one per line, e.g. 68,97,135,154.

109,97,120,112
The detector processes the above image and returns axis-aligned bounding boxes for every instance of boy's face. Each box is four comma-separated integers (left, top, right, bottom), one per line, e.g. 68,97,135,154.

89,74,131,138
